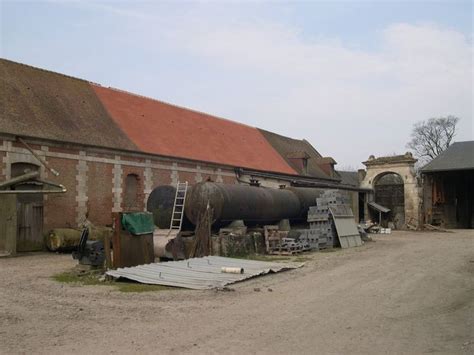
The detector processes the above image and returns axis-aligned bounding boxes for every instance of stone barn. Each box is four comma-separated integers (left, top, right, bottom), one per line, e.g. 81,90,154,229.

0,59,346,252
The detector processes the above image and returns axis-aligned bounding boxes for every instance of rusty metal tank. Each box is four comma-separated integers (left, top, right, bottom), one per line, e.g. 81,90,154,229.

184,182,324,226
147,182,325,228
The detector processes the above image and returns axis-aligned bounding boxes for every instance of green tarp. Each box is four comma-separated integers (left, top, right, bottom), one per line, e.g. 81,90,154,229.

121,212,155,235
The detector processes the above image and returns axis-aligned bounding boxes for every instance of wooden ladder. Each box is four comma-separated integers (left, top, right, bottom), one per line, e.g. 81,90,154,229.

169,181,188,232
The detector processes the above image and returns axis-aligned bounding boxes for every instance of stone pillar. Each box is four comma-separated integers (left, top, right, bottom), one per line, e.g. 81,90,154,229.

195,165,203,183
170,162,178,185
76,151,89,226
143,159,153,211
112,156,123,212
216,168,223,183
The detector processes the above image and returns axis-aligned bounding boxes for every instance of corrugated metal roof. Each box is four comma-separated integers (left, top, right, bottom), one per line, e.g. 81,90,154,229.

106,256,303,290
368,201,391,213
421,141,474,173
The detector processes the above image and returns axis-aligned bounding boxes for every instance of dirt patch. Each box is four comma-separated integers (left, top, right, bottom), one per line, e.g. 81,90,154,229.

1,230,473,354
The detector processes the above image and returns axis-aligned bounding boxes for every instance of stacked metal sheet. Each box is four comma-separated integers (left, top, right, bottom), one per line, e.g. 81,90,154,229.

329,205,363,248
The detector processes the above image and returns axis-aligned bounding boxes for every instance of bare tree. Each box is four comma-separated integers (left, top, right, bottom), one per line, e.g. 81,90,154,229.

407,116,459,162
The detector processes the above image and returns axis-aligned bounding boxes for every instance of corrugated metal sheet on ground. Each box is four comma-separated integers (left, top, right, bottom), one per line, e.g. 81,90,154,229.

106,256,303,290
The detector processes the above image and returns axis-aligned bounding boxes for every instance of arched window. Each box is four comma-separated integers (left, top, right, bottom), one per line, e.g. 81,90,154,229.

124,173,140,210
11,162,40,178
11,162,41,191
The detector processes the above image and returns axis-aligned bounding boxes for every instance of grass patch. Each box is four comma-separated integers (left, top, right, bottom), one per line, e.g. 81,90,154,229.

52,271,173,293
293,256,312,263
116,283,172,293
52,271,106,286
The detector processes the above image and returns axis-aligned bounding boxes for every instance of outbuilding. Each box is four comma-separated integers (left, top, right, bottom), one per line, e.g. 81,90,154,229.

421,141,474,229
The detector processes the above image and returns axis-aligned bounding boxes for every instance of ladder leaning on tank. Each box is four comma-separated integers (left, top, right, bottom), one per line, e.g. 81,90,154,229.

169,181,188,232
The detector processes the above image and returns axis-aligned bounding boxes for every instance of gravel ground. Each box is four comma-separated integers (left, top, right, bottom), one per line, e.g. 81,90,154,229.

1,230,473,354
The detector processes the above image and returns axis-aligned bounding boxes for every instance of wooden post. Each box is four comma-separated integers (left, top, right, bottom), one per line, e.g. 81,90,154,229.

112,212,121,268
0,195,17,256
103,233,112,270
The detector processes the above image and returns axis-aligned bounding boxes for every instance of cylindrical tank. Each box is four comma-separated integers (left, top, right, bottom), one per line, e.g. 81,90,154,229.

147,182,327,228
146,185,180,229
287,186,325,215
185,182,301,225
45,227,112,252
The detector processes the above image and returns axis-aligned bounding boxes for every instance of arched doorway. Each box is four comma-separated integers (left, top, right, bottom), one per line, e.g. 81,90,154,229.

373,172,405,229
360,152,420,229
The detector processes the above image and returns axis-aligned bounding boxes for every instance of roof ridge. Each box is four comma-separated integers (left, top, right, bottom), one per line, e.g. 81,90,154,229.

0,57,104,87
259,129,323,158
259,128,304,143
2,57,258,131
420,141,466,171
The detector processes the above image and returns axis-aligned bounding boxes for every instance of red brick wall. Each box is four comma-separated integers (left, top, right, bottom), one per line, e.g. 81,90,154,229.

178,171,195,184
121,165,145,211
87,161,113,226
222,175,237,184
43,157,77,230
0,137,241,231
151,168,171,187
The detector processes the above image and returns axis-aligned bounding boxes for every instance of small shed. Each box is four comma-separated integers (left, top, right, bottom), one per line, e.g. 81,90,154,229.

421,141,474,229
368,201,391,226
0,171,66,256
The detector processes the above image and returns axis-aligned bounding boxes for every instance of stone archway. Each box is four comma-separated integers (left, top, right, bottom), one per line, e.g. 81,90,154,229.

373,172,405,228
360,152,421,229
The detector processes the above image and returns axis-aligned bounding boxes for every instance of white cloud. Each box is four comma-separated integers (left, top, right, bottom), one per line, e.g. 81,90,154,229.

56,4,474,166
152,17,472,166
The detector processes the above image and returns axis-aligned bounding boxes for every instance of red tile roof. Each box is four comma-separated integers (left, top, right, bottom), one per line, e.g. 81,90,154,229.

92,85,296,174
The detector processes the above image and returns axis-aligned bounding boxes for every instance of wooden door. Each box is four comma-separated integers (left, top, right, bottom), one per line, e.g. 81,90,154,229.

17,198,44,252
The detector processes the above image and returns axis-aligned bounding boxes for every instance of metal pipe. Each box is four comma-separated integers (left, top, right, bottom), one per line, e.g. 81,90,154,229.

35,179,65,189
0,184,67,194
17,137,60,176
291,181,372,192
0,171,39,189
236,168,372,192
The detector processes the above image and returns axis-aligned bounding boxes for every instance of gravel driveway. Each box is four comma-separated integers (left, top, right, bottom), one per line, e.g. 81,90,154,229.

1,230,473,354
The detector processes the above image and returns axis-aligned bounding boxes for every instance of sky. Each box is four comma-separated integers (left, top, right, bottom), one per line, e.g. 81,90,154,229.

1,0,472,169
